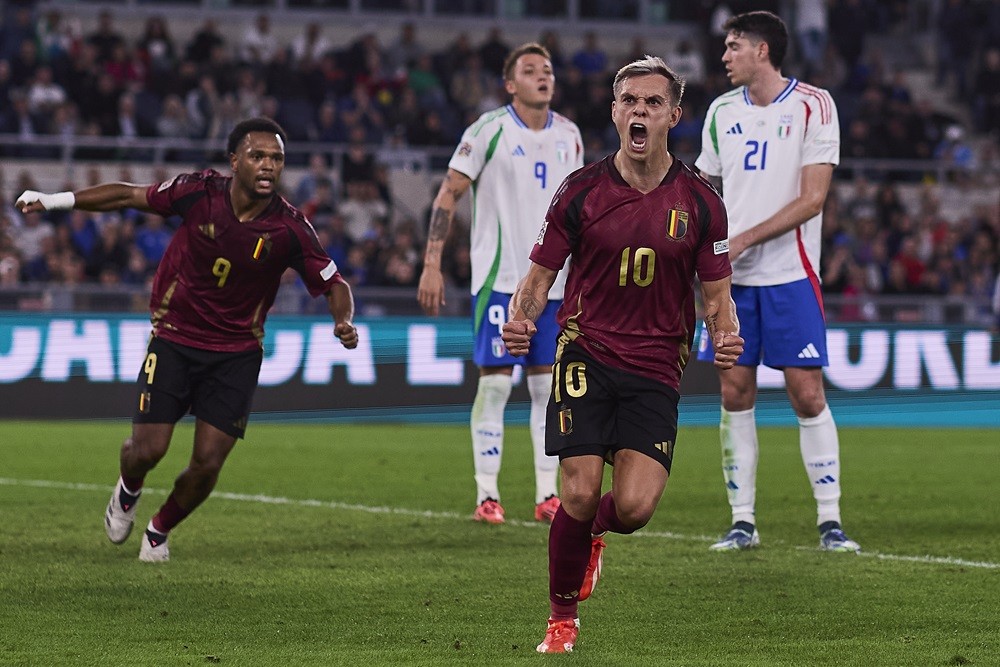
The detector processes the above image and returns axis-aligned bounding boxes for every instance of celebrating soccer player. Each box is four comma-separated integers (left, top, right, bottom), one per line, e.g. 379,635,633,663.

16,117,359,562
502,56,743,653
417,43,584,525
694,11,860,553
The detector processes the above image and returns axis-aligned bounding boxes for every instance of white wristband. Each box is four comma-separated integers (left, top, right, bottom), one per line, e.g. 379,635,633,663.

15,190,75,211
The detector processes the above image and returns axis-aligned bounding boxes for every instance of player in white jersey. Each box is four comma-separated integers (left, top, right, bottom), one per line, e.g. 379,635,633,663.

417,42,584,525
694,11,860,553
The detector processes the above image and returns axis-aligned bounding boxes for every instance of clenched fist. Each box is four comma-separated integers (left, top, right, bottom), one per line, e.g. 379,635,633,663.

501,319,537,358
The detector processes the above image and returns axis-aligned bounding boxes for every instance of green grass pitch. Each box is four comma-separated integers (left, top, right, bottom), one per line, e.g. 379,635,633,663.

0,420,997,666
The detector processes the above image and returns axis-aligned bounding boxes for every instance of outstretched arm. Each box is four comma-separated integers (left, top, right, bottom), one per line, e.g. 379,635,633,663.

700,275,744,369
416,168,473,316
501,262,559,357
325,281,358,349
17,182,154,214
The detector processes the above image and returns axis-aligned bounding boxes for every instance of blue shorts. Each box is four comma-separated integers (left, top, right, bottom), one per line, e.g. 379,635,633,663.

472,290,561,367
696,278,828,369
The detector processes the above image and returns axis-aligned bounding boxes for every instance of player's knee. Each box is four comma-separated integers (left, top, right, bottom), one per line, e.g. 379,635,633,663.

127,435,169,468
721,383,755,411
560,485,601,520
790,389,826,418
615,499,655,531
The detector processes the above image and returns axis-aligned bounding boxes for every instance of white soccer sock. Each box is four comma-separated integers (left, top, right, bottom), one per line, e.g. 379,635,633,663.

471,374,512,504
721,407,758,526
798,404,842,526
528,372,558,504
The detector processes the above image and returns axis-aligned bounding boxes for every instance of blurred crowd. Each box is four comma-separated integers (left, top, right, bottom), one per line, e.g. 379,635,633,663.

0,0,997,323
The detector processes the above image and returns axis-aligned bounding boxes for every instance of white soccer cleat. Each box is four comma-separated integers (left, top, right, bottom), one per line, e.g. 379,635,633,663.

709,523,760,551
139,529,170,563
104,478,139,544
819,522,861,553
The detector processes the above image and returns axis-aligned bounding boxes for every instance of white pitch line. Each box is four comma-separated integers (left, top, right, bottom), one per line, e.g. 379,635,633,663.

3,477,997,570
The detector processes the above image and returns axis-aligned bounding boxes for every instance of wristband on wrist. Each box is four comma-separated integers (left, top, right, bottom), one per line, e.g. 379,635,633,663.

45,191,76,210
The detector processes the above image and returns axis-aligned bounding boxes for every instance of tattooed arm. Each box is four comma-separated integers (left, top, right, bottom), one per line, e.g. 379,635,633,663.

416,169,473,316
700,274,743,369
502,262,558,357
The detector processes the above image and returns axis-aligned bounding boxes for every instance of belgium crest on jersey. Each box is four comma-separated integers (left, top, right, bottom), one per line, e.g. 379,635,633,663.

252,235,272,261
666,208,688,240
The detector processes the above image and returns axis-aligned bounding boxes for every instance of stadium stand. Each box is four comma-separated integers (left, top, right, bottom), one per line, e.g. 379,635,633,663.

0,0,997,325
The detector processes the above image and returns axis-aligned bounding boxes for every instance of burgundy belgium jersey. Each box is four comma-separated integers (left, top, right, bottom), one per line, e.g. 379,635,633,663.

145,170,343,352
530,154,731,390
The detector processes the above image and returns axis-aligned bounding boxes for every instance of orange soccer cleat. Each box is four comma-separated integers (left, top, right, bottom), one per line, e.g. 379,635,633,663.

534,495,561,523
578,534,606,601
472,499,505,524
536,617,580,653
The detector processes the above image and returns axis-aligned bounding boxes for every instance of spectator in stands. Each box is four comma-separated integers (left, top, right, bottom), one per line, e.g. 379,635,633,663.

10,34,41,88
571,31,609,77
448,52,494,117
229,67,261,120
291,22,331,67
66,209,99,259
185,18,224,65
134,214,172,265
478,27,510,77
341,126,379,190
294,153,335,205
86,10,125,65
340,181,389,242
794,0,828,79
317,212,354,268
828,0,867,71
137,16,175,94
86,218,131,281
0,59,12,108
11,210,54,271
936,0,976,101
408,53,448,112
385,22,425,74
36,9,79,67
1,90,40,141
538,30,568,73
301,180,338,221
971,47,1000,135
114,91,155,139
27,65,67,124
338,82,386,144
316,100,349,144
155,94,196,139
104,43,145,91
241,14,279,67
1,5,37,63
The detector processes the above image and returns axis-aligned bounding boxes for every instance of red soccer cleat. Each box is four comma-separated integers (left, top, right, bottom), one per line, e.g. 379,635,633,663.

534,495,561,523
472,499,505,524
536,617,580,653
578,534,606,601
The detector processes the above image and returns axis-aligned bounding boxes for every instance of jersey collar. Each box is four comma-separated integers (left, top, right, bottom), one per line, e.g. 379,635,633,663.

507,104,553,130
742,77,798,106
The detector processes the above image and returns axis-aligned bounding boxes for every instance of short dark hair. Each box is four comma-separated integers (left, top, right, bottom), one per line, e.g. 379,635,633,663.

227,117,288,155
724,10,788,69
502,42,551,82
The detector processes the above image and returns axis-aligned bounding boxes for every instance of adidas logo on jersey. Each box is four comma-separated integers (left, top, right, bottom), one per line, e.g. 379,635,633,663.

512,145,526,156
726,123,743,135
798,343,821,359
